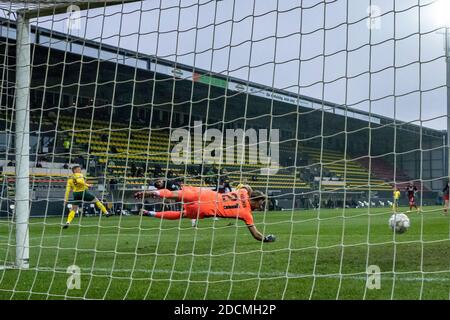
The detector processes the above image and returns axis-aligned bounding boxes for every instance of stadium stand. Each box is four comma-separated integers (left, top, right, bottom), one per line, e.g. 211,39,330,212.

58,114,311,190
357,157,428,191
0,110,428,198
302,146,393,191
4,109,424,194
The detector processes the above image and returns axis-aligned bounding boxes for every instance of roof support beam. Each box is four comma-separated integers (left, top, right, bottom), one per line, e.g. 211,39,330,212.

9,1,141,19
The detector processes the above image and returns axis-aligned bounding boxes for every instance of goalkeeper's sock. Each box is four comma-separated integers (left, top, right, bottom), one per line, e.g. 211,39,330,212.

154,211,182,220
66,210,76,224
95,201,108,215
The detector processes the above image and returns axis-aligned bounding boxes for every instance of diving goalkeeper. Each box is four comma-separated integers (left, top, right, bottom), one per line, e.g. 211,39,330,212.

134,185,276,242
63,165,110,229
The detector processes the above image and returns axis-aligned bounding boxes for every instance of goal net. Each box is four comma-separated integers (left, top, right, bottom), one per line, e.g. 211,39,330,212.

0,0,449,300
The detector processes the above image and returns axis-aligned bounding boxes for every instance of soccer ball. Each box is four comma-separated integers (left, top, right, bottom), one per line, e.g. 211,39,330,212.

389,213,410,234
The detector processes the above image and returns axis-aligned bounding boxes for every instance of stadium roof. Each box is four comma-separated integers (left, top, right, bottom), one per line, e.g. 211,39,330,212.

0,15,444,138
0,1,140,18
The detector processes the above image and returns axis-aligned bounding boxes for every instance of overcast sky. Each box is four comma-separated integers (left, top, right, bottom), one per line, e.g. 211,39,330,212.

22,0,449,130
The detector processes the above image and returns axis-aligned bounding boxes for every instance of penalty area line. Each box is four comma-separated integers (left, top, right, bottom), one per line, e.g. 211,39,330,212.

24,266,450,283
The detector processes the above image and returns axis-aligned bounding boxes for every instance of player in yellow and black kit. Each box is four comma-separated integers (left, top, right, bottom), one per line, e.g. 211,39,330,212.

63,165,110,229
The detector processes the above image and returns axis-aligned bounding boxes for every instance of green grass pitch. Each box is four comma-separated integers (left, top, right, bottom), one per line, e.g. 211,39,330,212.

0,206,449,300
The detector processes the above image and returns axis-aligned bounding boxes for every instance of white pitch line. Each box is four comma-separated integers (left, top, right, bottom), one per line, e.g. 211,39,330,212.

5,266,447,283
0,233,173,244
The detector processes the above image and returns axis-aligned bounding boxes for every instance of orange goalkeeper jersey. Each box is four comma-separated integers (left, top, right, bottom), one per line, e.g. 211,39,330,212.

179,187,254,226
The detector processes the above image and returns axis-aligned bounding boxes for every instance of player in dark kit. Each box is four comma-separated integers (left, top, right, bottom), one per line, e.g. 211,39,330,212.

405,183,419,212
154,178,182,192
442,180,450,216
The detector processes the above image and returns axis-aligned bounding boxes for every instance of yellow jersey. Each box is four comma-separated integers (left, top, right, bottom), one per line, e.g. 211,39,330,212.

65,172,90,201
393,190,400,200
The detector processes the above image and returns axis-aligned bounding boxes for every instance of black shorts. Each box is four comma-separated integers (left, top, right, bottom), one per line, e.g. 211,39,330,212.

71,191,96,206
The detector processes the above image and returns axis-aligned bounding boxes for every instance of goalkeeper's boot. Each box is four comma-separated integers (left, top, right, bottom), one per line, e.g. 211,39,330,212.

140,209,155,217
62,223,70,229
104,211,113,218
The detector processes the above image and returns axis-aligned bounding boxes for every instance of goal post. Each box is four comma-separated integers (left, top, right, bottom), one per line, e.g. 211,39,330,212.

14,11,30,269
4,0,141,269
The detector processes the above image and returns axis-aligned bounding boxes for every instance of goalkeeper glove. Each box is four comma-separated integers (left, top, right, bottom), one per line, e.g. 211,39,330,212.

263,234,276,242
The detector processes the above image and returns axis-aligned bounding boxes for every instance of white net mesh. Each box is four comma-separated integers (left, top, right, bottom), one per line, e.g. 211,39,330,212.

0,0,449,300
